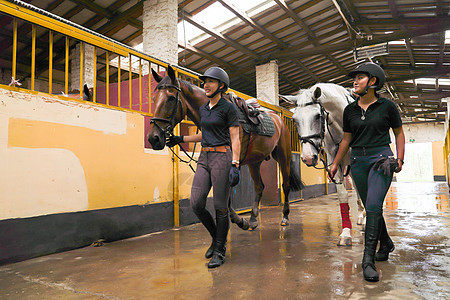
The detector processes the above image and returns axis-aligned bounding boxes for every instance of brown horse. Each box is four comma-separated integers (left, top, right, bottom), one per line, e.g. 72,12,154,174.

147,65,302,230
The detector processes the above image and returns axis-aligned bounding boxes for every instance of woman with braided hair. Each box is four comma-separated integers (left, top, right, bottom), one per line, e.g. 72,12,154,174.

167,66,240,268
328,62,405,282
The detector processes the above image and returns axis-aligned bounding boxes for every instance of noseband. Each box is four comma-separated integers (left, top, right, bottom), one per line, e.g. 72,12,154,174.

150,82,184,136
299,100,329,154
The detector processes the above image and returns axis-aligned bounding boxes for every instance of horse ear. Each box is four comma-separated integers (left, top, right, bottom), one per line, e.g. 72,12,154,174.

151,68,162,83
167,65,177,84
313,87,321,100
280,95,298,105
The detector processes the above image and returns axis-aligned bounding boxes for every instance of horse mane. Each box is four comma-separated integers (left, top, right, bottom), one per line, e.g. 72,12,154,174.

295,83,352,106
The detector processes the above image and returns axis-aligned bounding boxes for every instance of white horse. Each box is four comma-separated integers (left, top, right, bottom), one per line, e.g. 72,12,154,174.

282,83,365,246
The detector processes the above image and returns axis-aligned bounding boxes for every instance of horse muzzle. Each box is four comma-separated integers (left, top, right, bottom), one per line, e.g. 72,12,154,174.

147,126,166,150
301,155,318,167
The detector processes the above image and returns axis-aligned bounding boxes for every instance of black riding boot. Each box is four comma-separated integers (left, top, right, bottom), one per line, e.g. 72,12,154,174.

194,210,216,259
208,209,229,268
375,216,395,261
362,211,382,282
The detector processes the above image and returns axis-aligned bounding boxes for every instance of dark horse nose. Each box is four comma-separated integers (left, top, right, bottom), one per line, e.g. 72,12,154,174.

147,130,165,150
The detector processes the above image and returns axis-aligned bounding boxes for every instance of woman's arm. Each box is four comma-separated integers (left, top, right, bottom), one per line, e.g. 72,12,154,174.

393,126,405,172
229,126,240,166
183,132,202,143
328,132,352,179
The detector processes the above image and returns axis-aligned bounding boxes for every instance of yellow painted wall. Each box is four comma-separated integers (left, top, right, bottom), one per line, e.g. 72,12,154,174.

432,141,445,177
300,160,326,186
1,88,174,220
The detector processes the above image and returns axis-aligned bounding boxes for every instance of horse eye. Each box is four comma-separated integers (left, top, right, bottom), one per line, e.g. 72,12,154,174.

315,114,321,120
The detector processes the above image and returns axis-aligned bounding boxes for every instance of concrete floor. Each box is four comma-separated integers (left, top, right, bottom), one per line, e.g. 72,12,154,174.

0,182,449,299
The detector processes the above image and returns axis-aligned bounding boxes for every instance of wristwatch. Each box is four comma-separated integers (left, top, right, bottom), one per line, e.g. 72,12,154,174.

397,158,404,164
232,160,240,166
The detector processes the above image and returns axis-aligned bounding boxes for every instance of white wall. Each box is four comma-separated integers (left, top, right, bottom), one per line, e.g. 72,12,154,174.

401,123,445,143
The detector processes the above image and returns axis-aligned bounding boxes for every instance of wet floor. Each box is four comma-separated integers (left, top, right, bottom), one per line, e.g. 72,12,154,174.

0,182,449,299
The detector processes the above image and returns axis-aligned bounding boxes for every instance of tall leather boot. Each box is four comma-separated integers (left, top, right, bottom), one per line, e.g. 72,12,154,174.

362,211,382,282
195,210,216,259
208,209,229,268
375,216,395,261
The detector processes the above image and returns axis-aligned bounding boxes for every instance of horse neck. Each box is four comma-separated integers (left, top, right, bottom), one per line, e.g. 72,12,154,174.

180,81,209,127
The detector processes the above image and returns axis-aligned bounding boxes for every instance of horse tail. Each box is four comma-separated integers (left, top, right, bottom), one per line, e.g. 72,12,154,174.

289,158,304,191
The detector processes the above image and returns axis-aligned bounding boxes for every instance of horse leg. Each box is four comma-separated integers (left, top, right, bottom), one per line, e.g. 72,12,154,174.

229,205,250,230
336,183,352,246
248,162,264,230
272,145,293,226
352,179,366,228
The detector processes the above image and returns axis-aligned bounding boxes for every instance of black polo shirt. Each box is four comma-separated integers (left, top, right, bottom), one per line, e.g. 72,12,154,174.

199,97,239,147
343,97,402,148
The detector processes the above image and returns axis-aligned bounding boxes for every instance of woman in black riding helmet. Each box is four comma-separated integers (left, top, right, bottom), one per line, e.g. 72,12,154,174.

167,67,241,268
328,62,405,282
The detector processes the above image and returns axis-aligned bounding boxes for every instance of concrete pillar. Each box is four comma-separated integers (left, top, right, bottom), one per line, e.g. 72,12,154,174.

70,43,95,92
143,0,178,66
256,60,279,106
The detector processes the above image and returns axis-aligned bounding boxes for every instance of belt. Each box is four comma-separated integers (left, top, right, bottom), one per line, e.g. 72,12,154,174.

351,146,390,156
201,145,231,153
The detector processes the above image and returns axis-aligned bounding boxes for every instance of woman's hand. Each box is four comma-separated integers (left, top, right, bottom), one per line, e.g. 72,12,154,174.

229,165,240,186
166,135,183,147
328,164,338,181
395,159,403,173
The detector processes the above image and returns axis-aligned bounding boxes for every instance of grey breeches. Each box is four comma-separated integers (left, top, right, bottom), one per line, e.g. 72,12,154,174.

190,150,232,213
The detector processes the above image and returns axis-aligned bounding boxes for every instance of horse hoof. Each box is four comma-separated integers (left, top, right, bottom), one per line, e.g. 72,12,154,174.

238,219,250,230
337,237,352,246
249,222,258,230
280,218,289,226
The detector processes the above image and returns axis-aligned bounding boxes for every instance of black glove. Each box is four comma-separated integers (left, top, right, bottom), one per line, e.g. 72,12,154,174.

229,165,240,187
373,156,399,176
166,135,183,147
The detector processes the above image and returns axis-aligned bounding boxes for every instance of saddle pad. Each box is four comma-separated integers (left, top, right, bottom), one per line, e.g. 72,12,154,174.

238,110,276,137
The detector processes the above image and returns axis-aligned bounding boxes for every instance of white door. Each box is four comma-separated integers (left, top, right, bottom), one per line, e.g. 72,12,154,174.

395,142,433,182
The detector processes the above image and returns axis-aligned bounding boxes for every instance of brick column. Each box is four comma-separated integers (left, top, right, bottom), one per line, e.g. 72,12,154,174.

256,60,279,105
70,43,95,92
143,0,178,66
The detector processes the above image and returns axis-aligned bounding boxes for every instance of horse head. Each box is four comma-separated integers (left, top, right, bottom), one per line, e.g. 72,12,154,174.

282,86,325,167
147,65,186,150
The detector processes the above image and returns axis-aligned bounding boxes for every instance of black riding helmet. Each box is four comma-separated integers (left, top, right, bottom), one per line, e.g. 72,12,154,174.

349,62,386,96
199,67,230,97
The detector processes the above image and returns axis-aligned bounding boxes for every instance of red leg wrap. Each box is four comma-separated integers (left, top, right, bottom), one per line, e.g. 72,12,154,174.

340,203,352,229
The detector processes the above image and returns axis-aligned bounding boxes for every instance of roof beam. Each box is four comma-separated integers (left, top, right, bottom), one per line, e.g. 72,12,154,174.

387,0,415,67
387,67,450,82
217,0,284,47
274,0,347,79
180,10,259,59
271,19,450,61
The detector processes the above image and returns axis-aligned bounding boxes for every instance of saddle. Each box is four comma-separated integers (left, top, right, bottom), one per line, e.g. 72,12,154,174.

224,92,275,137
224,92,262,126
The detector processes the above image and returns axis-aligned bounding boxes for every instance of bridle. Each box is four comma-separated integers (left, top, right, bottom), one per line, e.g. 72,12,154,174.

298,99,341,182
149,79,198,171
150,82,184,137
299,100,337,156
